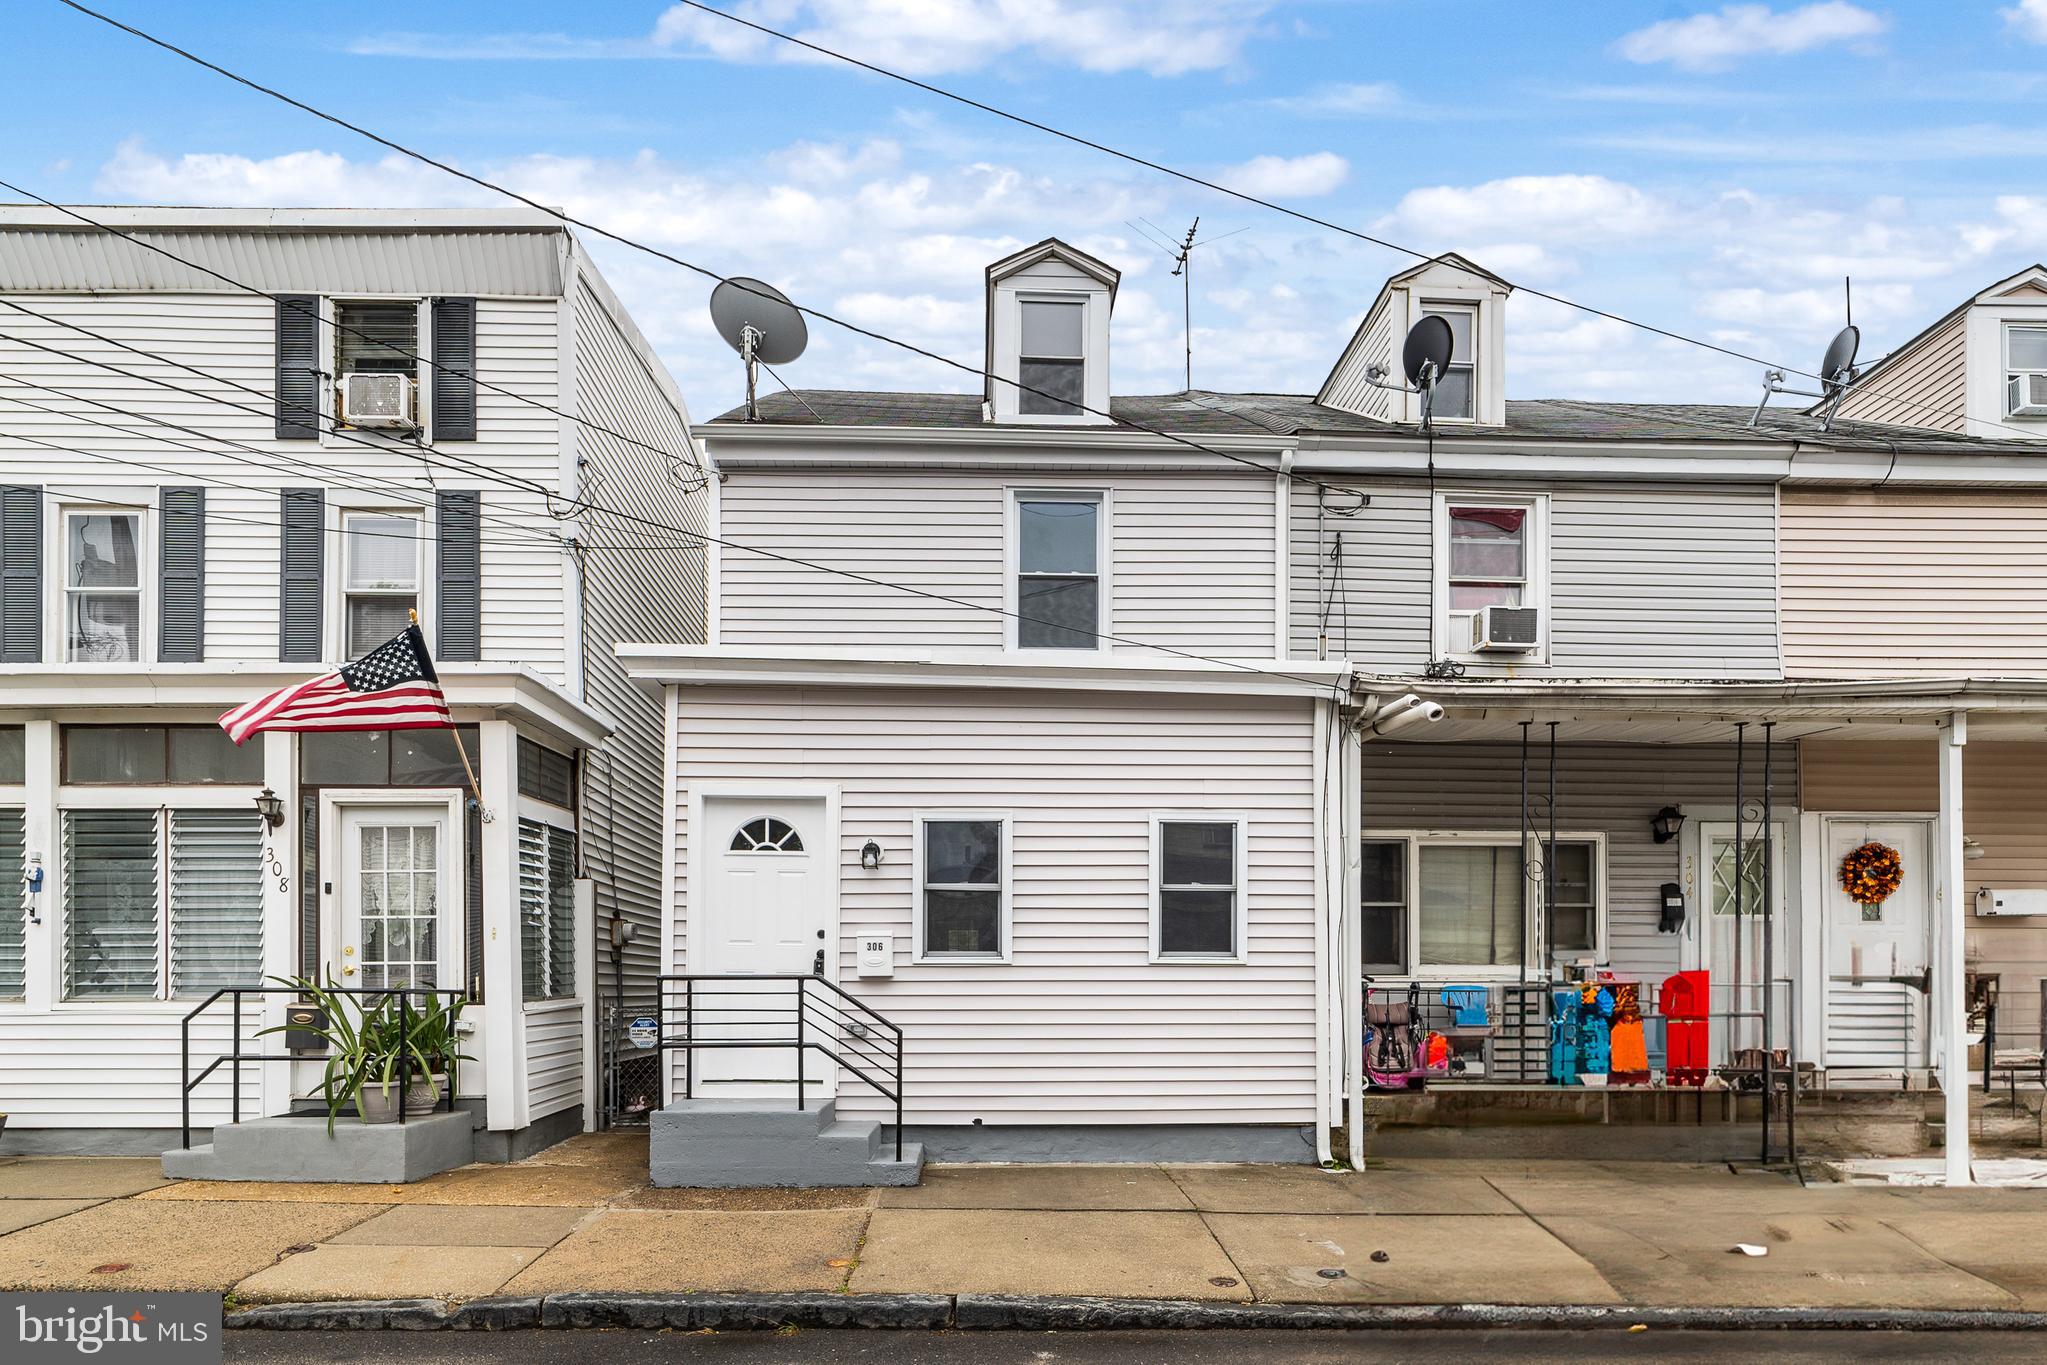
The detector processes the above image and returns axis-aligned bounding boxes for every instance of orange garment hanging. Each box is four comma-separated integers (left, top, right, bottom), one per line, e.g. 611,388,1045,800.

1610,1018,1649,1074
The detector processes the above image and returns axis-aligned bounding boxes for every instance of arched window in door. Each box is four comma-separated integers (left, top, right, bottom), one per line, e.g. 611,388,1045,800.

730,816,804,853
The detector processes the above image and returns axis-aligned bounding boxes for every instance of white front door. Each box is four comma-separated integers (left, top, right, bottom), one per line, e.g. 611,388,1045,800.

1823,818,1931,1075
1688,820,1790,1060
337,805,455,992
694,796,833,1090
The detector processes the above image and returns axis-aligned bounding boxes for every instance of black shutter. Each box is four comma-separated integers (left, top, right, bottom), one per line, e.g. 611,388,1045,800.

275,294,322,440
0,486,40,663
299,789,321,981
278,488,324,662
466,799,484,1004
431,297,477,441
157,487,205,662
436,490,481,662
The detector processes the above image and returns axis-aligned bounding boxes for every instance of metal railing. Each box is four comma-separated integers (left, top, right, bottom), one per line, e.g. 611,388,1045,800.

656,974,905,1162
179,985,467,1150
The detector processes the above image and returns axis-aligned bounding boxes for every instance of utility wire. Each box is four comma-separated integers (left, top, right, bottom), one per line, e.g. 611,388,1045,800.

37,5,1374,498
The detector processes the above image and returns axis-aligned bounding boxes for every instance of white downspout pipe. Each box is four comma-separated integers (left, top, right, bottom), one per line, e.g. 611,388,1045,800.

1311,699,1334,1166
1937,712,1970,1186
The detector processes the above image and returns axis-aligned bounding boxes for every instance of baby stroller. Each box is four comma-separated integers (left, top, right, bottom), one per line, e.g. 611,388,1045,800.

1364,981,1433,1090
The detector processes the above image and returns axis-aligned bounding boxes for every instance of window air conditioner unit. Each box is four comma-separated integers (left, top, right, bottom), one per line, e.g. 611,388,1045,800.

1470,605,1540,652
2011,371,2047,419
340,372,419,429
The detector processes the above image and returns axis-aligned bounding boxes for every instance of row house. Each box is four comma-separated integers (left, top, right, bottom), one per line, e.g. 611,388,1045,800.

0,206,704,1168
631,239,2047,1181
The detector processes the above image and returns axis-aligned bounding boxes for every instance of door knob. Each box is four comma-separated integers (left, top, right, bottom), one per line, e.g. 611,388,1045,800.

342,965,357,977
812,948,825,976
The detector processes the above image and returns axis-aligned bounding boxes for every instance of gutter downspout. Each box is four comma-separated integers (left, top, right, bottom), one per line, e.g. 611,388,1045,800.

1341,702,1366,1170
1312,699,1334,1166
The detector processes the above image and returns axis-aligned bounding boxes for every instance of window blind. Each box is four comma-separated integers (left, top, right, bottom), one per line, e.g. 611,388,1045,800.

168,809,265,997
0,809,24,998
64,809,160,999
519,818,576,1000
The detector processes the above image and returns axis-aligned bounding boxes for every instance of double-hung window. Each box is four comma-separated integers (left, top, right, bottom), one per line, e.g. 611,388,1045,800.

1361,832,1603,973
918,816,1005,959
62,807,265,1000
1018,298,1085,416
1154,817,1244,960
342,510,423,657
64,509,144,662
1013,492,1103,650
2008,324,2047,418
1422,305,1476,420
1439,495,1542,658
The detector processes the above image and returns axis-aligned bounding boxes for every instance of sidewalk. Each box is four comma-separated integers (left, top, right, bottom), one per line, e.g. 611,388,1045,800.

3,1133,2047,1314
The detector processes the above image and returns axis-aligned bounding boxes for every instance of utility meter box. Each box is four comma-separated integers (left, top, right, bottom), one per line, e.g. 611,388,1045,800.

1978,888,2047,916
856,933,895,978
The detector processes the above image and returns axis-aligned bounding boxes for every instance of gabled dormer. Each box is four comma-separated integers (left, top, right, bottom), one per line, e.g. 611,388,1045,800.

1316,253,1510,427
1833,263,2047,439
984,238,1119,425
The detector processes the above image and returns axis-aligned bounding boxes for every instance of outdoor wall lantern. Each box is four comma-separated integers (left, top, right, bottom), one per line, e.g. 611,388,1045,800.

1650,806,1685,844
253,786,287,830
860,840,883,870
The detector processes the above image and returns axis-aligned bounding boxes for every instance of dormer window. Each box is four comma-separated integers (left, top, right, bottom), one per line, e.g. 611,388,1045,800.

1020,298,1086,416
2008,324,2047,418
1423,304,1476,420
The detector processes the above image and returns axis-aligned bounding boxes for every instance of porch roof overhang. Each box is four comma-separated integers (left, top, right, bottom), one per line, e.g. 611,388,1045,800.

1356,675,2047,744
0,661,614,750
617,644,1354,701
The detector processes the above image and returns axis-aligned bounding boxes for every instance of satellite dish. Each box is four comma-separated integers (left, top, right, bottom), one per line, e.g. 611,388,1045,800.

710,276,808,366
1402,315,1455,389
1820,324,1859,386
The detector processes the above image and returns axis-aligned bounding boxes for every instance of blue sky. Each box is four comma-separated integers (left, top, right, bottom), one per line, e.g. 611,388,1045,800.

7,1,2047,415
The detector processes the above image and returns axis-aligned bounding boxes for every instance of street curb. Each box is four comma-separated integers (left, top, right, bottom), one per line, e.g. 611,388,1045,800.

225,1293,2047,1332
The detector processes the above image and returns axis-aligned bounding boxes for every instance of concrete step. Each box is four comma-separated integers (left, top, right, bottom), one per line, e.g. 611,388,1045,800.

163,1110,475,1183
649,1100,923,1188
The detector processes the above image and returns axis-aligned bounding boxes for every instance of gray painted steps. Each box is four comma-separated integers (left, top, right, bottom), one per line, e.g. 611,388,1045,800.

163,1109,477,1183
650,1098,923,1188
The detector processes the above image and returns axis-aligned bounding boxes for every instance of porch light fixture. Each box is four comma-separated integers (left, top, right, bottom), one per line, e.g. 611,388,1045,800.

1964,836,1987,862
860,840,883,870
253,786,286,830
1650,806,1685,844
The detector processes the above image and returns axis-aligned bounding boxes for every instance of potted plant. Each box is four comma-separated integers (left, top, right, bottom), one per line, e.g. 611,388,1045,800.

257,977,470,1131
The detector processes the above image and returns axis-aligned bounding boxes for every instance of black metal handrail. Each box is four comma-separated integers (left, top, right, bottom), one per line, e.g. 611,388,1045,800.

656,973,905,1162
179,984,468,1150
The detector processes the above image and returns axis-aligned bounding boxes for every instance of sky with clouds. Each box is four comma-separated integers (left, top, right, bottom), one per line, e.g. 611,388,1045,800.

8,1,2047,415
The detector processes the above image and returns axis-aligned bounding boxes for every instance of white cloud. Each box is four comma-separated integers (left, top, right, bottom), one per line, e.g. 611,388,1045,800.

1259,82,1402,117
1379,175,1669,245
1613,3,1888,72
650,0,1279,77
2007,0,2047,43
1220,152,1348,198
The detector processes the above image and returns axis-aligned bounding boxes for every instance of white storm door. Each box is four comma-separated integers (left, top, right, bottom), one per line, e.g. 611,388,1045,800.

337,805,454,992
1691,821,1790,1060
1824,818,1932,1074
695,796,831,1089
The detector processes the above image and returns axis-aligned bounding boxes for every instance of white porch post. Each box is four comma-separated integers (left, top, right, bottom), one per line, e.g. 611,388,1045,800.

1937,712,1970,1186
479,719,524,1134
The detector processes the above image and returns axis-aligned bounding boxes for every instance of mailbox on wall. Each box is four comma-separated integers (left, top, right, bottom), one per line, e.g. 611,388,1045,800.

856,934,895,978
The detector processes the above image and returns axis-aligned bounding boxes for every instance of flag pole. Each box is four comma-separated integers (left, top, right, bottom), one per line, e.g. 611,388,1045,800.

411,610,489,820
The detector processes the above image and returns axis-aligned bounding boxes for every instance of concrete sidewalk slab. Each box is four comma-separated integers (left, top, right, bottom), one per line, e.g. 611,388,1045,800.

880,1164,1193,1211
515,1132,645,1172
1537,1210,2018,1309
234,1243,541,1304
0,1198,104,1235
1881,1212,2047,1308
403,1162,638,1207
0,1157,170,1199
137,1179,415,1204
1168,1165,1515,1215
0,1198,381,1291
327,1203,591,1247
851,1209,1251,1301
1202,1212,1624,1305
504,1209,869,1295
1482,1168,1893,1217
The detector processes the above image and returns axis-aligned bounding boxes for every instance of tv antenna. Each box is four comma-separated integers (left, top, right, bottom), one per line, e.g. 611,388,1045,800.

710,275,809,421
1364,315,1456,431
1749,276,1862,431
1128,216,1249,391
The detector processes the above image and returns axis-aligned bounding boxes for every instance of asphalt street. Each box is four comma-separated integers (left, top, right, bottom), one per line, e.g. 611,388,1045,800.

222,1329,2047,1363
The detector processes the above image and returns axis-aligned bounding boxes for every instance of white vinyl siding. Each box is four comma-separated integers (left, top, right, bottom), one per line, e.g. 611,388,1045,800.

1781,490,2047,677
1291,478,1779,676
668,685,1320,1127
717,468,1278,657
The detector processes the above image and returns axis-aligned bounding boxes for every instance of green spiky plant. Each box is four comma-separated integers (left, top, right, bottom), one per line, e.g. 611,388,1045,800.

257,975,473,1133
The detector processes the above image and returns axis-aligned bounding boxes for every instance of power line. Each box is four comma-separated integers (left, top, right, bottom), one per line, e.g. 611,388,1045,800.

0,177,708,492
37,5,1372,499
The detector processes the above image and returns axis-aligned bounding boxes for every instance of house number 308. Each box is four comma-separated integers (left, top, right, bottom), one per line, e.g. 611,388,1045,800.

263,846,290,894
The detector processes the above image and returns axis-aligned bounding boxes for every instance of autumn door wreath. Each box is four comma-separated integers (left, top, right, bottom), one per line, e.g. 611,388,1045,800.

1839,841,1904,906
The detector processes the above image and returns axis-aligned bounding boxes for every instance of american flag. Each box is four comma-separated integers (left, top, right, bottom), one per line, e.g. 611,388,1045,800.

220,623,452,745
